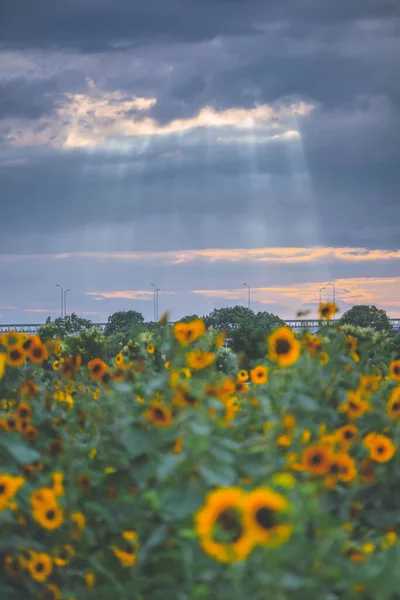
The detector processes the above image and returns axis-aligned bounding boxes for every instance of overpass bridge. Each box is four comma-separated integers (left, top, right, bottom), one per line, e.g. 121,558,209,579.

1,319,399,334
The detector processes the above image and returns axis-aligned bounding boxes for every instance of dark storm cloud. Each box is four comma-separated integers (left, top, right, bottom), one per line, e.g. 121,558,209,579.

1,0,397,51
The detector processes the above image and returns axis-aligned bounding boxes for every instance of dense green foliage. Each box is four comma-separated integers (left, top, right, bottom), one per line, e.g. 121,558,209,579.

340,305,393,332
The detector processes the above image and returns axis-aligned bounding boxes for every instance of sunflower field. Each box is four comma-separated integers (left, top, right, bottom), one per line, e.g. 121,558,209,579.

2,305,400,599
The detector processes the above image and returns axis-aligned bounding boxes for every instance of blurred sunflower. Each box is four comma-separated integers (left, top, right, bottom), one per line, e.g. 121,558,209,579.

187,350,215,370
389,360,400,381
173,318,205,346
28,552,53,582
364,433,395,463
145,401,172,427
195,488,255,562
88,358,108,382
302,445,332,475
243,488,292,547
318,302,338,321
387,387,400,420
6,345,25,368
250,365,268,385
268,328,300,368
27,339,48,364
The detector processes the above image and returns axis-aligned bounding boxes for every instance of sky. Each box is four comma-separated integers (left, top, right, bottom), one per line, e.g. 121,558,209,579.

1,0,400,323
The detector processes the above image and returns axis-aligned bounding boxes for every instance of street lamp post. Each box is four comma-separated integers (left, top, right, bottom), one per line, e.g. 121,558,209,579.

64,289,71,317
328,282,336,306
56,284,64,318
243,283,251,310
319,286,326,306
151,284,160,321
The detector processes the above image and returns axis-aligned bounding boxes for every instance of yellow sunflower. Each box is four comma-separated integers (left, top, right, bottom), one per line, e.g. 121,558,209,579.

53,544,75,567
0,474,25,511
115,353,124,366
302,445,332,476
318,302,338,321
389,360,400,381
243,488,292,547
112,546,137,567
28,552,53,582
146,343,155,355
340,390,370,420
364,433,395,463
27,340,48,364
237,369,249,382
195,488,255,563
6,345,25,368
145,401,172,427
173,318,206,345
346,335,358,353
32,502,64,530
335,424,359,449
387,387,400,420
250,365,268,385
268,327,300,368
88,358,108,382
187,350,215,370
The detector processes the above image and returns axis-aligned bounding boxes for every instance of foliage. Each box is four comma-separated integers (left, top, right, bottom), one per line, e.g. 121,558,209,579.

340,305,393,332
38,314,95,341
215,346,239,374
104,311,144,338
2,323,400,598
61,327,107,363
204,305,256,332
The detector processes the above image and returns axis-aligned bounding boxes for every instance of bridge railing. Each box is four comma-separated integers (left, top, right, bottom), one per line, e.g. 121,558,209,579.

0,319,399,334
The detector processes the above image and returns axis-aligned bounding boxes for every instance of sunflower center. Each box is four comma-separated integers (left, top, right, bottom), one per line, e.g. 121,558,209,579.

19,408,29,418
393,365,400,375
0,484,6,495
376,445,385,454
392,402,400,412
255,507,276,530
214,508,243,543
310,452,323,465
153,408,166,421
275,339,291,355
329,463,340,474
10,350,21,361
46,509,56,521
344,430,355,440
92,364,102,374
184,392,196,405
349,401,359,411
321,307,329,316
35,562,45,573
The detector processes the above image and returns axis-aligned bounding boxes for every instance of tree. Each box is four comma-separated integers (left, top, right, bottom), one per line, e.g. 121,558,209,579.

229,311,285,367
38,313,95,340
62,328,107,363
179,314,200,323
104,311,145,337
204,306,255,333
340,305,393,332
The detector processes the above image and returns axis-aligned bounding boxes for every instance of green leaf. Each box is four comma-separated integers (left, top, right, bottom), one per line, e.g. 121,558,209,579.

156,454,183,481
198,463,236,486
161,480,206,520
189,422,211,436
5,442,40,464
120,426,158,458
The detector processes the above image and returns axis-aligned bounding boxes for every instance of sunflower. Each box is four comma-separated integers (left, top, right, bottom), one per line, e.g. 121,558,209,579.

268,328,300,368
235,380,248,395
54,544,75,567
70,511,86,540
359,375,380,394
303,333,323,355
169,368,191,389
325,453,357,487
195,488,255,562
173,318,206,346
28,552,53,582
187,350,215,370
335,424,359,449
2,332,23,347
346,335,358,353
172,389,198,408
302,445,332,475
146,343,155,355
61,355,81,378
364,433,395,463
145,401,172,427
88,358,108,382
340,391,370,420
39,584,62,600
243,488,292,547
3,555,22,578
387,387,400,420
250,365,268,385
6,345,25,368
318,302,338,321
115,353,124,367
0,353,5,380
27,340,48,364
112,546,137,567
389,360,400,381
32,502,64,530
237,369,249,382
5,415,17,432
76,475,92,491
20,379,38,398
23,425,38,441
319,351,329,365
0,474,25,511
